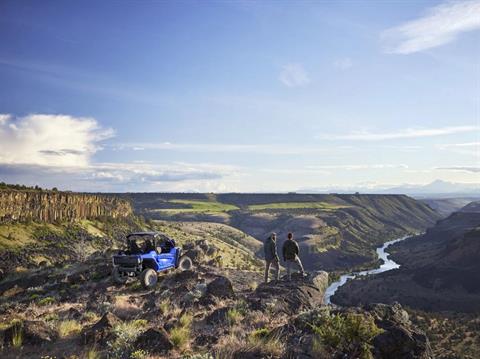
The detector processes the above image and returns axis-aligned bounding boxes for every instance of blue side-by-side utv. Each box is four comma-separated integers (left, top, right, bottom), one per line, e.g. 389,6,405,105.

112,231,192,289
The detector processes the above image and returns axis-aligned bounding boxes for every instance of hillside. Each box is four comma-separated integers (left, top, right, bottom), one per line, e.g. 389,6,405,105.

419,197,479,217
332,202,480,313
0,190,264,277
121,193,440,271
0,246,432,359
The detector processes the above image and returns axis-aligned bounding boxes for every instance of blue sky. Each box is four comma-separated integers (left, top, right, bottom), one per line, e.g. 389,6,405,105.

0,0,478,192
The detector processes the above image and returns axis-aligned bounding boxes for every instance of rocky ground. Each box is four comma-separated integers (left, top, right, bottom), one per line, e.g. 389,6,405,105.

0,240,432,359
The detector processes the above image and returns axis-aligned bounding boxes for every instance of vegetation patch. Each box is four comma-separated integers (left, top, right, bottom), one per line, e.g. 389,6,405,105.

58,319,82,337
154,199,239,213
248,201,347,211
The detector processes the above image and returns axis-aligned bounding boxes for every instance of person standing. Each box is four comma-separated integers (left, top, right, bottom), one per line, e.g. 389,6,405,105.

282,232,306,280
264,232,280,283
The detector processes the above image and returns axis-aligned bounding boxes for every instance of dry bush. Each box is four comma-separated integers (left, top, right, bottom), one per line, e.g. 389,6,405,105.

58,319,83,337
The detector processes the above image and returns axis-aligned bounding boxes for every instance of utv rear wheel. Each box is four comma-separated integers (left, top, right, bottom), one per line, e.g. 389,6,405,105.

140,268,158,289
178,255,193,271
112,267,128,285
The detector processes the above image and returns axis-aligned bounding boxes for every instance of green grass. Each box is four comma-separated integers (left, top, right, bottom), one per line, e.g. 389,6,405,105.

248,201,347,211
154,199,239,214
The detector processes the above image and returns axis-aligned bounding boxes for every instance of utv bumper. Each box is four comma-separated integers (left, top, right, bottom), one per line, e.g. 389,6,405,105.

112,255,143,275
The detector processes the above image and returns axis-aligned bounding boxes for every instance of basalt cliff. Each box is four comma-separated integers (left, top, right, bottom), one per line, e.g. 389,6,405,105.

0,190,132,223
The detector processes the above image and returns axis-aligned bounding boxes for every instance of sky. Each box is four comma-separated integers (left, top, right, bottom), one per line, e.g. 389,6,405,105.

0,0,479,192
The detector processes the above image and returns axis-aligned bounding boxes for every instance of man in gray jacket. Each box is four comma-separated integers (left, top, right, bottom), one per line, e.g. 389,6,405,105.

264,232,280,283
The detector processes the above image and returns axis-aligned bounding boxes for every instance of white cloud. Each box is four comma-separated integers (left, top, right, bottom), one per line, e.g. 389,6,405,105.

0,113,114,167
333,57,353,70
279,63,310,87
0,114,11,125
382,0,480,54
436,166,480,173
319,126,479,141
306,164,409,170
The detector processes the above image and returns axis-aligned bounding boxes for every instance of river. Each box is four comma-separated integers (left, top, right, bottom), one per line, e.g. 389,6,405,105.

324,236,408,305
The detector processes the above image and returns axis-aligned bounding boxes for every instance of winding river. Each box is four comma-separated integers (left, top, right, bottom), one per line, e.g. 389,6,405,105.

324,236,408,305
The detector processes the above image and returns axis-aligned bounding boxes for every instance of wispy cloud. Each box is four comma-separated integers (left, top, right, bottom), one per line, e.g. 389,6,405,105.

437,141,480,156
0,161,237,191
333,57,353,70
382,0,480,54
115,142,354,155
436,166,480,173
306,164,409,170
279,63,310,87
319,126,479,141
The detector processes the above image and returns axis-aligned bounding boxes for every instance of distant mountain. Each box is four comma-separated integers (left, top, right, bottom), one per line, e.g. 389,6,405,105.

382,180,480,197
298,179,480,198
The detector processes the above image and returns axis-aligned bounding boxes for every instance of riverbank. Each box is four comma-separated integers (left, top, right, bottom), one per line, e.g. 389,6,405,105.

324,236,409,304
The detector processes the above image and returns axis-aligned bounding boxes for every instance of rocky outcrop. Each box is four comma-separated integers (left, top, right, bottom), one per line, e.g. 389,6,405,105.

82,312,121,345
0,189,132,223
134,328,173,354
251,271,328,315
370,303,432,359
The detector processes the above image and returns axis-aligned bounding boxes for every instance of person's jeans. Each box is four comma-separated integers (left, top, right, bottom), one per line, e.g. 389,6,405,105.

265,258,280,283
286,255,305,280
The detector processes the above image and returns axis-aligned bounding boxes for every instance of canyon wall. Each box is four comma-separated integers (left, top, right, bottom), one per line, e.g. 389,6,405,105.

0,190,132,223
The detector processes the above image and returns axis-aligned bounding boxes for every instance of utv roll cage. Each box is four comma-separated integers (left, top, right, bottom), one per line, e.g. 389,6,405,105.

124,231,176,255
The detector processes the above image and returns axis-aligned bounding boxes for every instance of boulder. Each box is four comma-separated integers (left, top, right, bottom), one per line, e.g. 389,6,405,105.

206,276,235,299
183,242,196,251
134,328,173,354
4,320,57,346
82,312,120,345
252,271,328,315
206,307,230,325
369,303,433,359
184,248,203,262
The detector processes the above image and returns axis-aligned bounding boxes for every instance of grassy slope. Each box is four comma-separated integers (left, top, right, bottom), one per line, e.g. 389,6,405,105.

0,217,263,275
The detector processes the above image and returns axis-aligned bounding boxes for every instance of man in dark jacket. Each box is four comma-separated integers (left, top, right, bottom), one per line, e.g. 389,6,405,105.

264,232,280,283
282,232,305,280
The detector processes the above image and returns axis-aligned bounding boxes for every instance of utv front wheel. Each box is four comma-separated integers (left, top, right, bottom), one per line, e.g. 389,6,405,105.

178,255,193,271
140,268,158,289
112,267,128,285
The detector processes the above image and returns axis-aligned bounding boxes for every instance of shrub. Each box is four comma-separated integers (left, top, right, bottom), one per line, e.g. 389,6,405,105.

83,311,100,323
130,349,148,359
179,313,193,328
38,296,56,306
106,320,146,358
310,311,382,359
170,326,190,349
158,298,170,315
58,320,82,338
11,321,23,348
170,313,193,350
226,308,243,327
249,327,270,340
85,347,100,359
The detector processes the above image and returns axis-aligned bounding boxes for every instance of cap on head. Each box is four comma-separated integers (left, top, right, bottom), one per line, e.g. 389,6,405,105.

287,232,293,239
